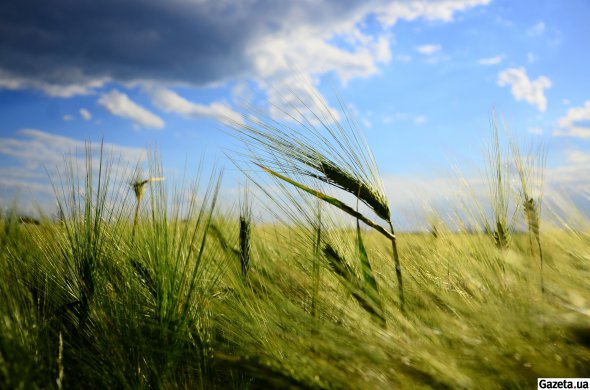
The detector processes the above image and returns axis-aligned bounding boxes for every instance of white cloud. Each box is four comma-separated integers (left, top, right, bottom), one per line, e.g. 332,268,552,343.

375,0,491,26
563,99,571,105
0,68,108,98
527,21,545,37
540,149,590,228
0,129,147,214
262,74,342,124
380,173,493,230
98,89,165,129
529,127,543,135
80,108,92,120
0,177,54,195
553,101,590,139
495,15,513,27
231,83,255,107
544,150,590,197
247,27,391,120
378,152,590,230
497,67,552,112
0,128,146,169
344,103,373,129
248,27,392,85
566,150,590,165
553,128,590,139
1,0,491,130
63,115,74,121
0,166,46,181
381,112,427,125
558,101,590,128
415,44,442,55
478,55,505,65
0,0,491,104
242,1,488,122
149,87,243,125
527,52,537,63
234,27,354,123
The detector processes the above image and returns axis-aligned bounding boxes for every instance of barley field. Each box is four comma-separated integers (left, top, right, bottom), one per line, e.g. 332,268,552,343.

1,110,589,389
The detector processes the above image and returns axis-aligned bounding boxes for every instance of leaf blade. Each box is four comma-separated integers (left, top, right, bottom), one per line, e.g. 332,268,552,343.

256,163,394,241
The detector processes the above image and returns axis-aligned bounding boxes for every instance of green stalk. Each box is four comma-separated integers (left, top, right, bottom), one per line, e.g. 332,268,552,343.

311,203,321,319
256,164,394,241
258,163,404,311
132,198,141,239
388,221,404,311
525,198,544,293
131,177,164,239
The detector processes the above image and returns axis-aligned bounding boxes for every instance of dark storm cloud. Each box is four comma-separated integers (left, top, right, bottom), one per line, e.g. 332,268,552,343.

0,0,363,87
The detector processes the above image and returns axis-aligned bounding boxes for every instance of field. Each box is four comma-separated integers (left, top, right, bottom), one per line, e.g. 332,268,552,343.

1,112,590,389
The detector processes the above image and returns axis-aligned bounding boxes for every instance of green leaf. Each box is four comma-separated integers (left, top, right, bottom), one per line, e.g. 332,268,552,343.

256,163,394,241
357,219,378,293
324,244,385,325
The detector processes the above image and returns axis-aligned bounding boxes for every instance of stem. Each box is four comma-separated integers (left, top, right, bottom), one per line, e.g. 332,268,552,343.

525,197,544,294
537,237,545,294
388,221,404,312
132,199,140,239
257,163,395,241
311,205,321,319
535,232,544,294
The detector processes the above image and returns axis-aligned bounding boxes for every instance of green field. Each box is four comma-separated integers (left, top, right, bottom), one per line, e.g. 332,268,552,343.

1,114,589,389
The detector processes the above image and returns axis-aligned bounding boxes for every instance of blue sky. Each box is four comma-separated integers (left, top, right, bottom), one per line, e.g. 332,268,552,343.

1,0,589,226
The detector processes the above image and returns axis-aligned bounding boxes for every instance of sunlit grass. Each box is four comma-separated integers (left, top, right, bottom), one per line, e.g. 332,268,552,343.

0,104,589,388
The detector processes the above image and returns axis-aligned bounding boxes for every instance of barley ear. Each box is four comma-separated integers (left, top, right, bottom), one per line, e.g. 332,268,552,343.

256,163,394,241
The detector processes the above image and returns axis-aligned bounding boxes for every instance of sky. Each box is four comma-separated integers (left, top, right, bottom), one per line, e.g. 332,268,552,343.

1,0,589,228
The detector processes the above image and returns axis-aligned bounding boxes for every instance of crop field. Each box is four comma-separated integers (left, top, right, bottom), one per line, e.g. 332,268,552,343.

1,111,590,389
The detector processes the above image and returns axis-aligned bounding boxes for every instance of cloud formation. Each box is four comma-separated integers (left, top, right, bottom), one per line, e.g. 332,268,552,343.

545,149,590,197
553,101,590,139
0,0,491,128
0,128,147,215
0,128,146,169
99,90,165,129
80,108,92,120
0,0,489,96
0,69,108,98
497,67,551,112
566,150,590,164
527,21,545,37
149,87,243,125
478,55,504,65
415,44,442,55
529,127,543,135
375,0,491,25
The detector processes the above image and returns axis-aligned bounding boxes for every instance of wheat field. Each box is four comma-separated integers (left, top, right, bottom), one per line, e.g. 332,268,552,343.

1,108,589,389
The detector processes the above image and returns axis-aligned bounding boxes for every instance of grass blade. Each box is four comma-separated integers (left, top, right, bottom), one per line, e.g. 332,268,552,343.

256,163,394,241
324,244,385,325
357,219,378,292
